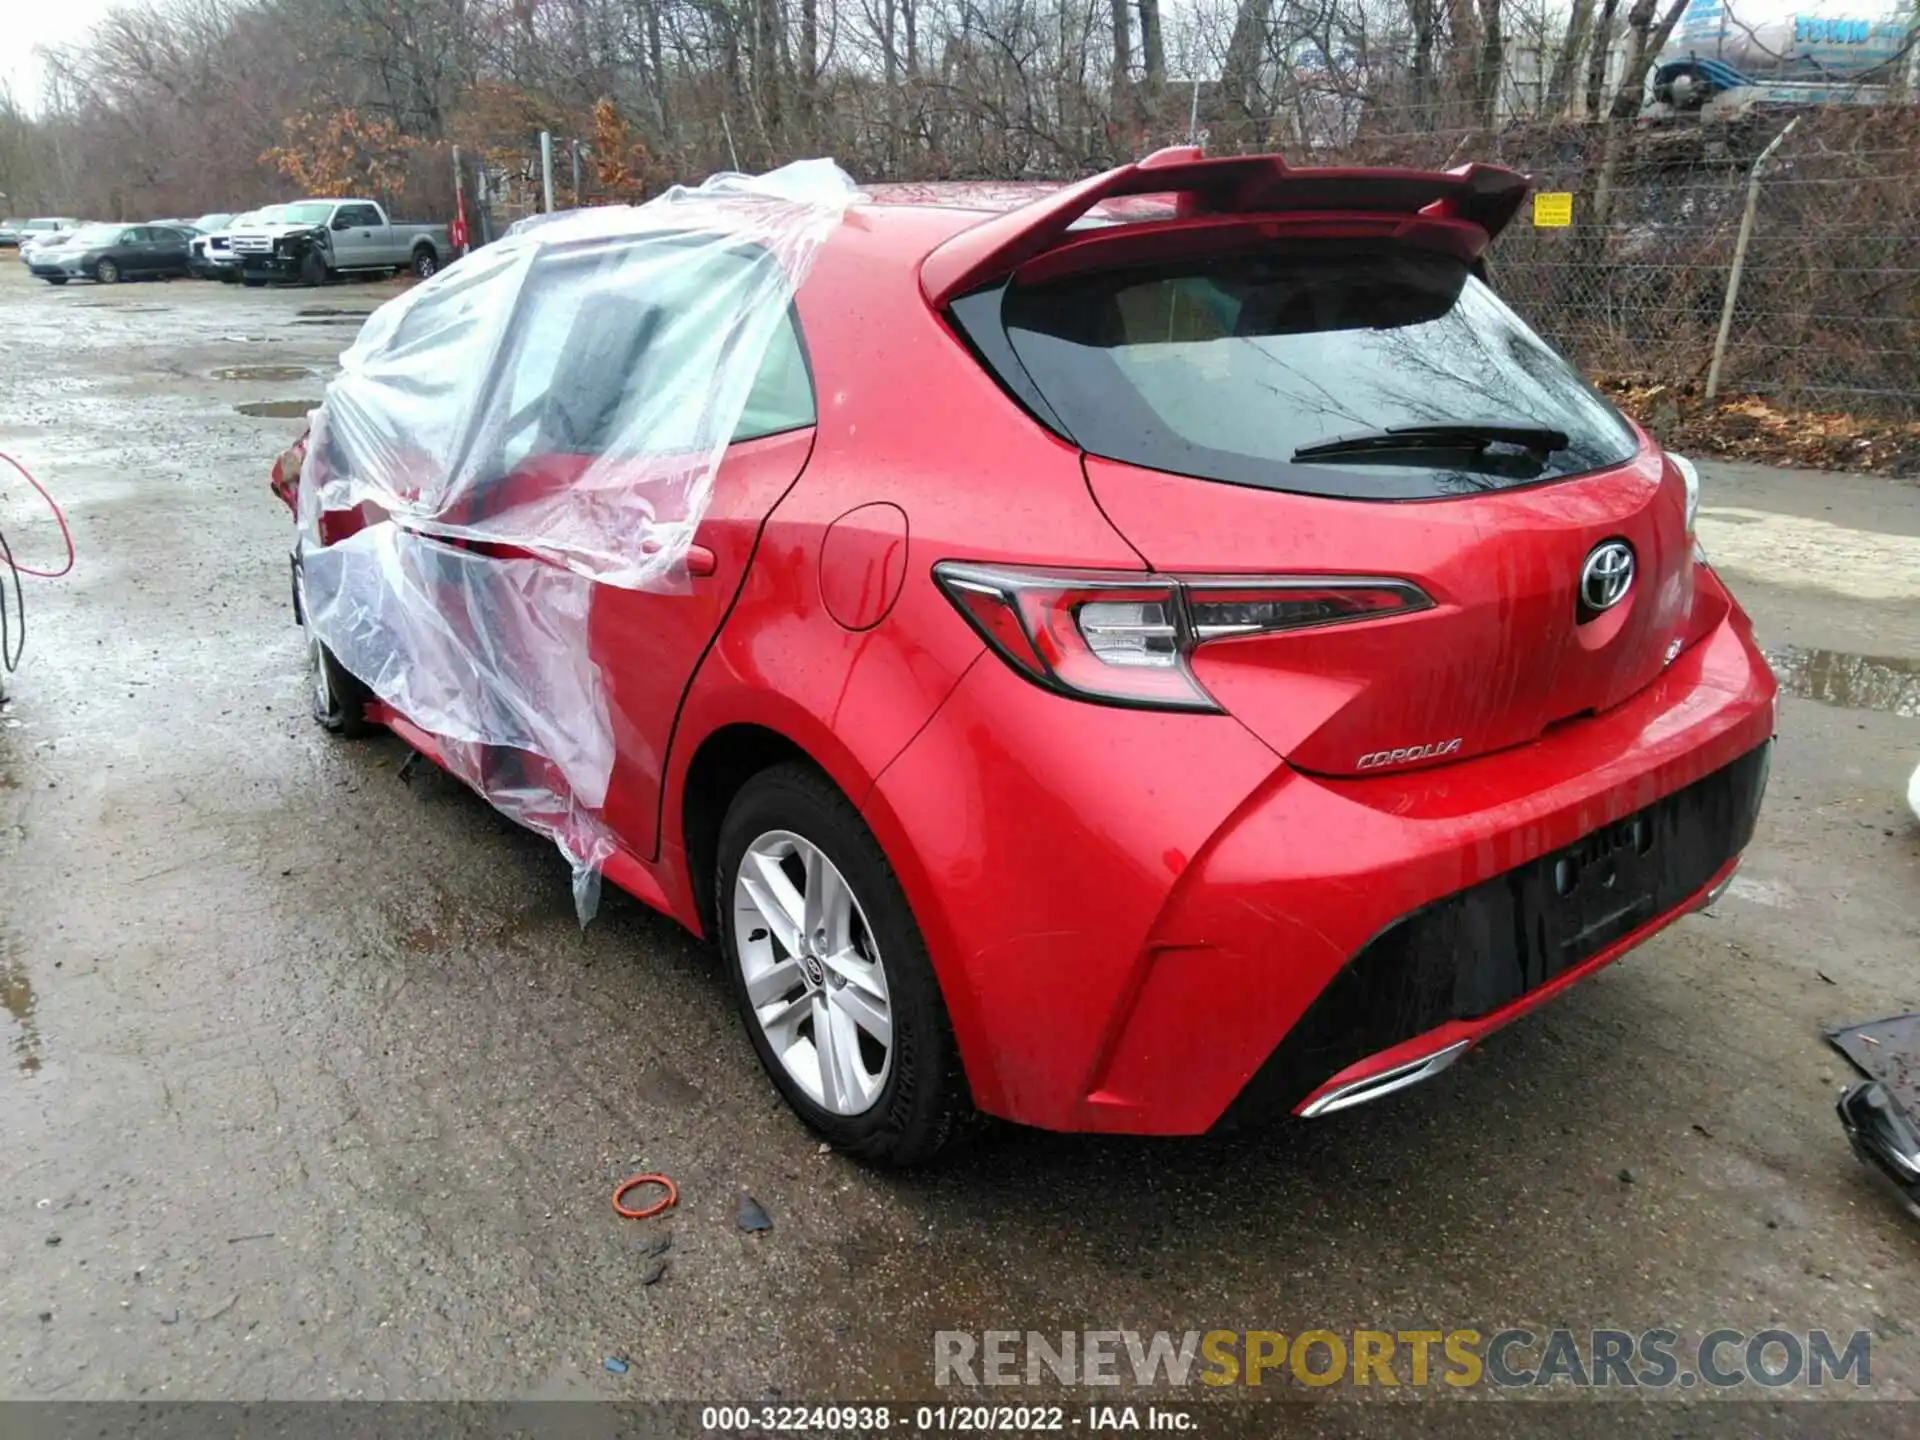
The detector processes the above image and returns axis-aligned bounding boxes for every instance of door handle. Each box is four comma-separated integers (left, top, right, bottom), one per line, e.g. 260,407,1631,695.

686,545,717,577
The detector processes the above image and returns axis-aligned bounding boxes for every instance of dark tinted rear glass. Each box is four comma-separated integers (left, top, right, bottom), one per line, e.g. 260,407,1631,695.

964,247,1637,500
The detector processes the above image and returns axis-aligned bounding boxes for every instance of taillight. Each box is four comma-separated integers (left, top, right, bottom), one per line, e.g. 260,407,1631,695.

933,562,1431,711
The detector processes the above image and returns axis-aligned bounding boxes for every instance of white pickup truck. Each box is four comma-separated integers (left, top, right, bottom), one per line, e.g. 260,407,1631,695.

229,198,451,286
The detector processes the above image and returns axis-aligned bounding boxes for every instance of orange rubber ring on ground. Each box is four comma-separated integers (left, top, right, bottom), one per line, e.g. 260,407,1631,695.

612,1173,678,1220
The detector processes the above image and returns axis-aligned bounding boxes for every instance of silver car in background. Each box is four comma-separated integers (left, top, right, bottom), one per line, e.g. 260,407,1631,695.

16,218,83,264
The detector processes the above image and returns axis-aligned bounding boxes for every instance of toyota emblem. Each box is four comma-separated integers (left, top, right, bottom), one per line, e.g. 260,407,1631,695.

1578,540,1635,617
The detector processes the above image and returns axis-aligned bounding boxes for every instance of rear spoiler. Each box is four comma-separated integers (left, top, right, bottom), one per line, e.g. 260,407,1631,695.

920,145,1530,306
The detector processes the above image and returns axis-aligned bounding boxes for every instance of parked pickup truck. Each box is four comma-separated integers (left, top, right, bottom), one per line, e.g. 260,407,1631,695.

229,198,451,286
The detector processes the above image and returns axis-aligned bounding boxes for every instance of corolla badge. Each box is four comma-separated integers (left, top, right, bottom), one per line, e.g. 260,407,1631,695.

1357,738,1463,770
1579,540,1636,614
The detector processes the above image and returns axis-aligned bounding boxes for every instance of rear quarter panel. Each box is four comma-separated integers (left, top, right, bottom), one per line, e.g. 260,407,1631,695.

667,210,1163,1083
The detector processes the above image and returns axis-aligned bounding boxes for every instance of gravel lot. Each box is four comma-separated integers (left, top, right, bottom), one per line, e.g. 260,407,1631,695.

1,256,1916,1431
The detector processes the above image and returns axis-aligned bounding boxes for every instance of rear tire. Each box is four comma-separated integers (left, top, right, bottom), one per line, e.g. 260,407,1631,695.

717,762,976,1165
295,560,374,737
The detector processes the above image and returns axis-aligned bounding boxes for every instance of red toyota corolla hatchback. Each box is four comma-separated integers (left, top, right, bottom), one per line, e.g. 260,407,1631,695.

274,150,1775,1163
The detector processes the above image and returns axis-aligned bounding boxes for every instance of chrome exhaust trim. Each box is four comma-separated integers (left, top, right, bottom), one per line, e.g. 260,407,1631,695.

1698,860,1742,912
1299,1039,1471,1118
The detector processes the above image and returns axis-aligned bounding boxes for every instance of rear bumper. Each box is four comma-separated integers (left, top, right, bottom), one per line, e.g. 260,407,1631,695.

868,583,1776,1134
1223,742,1768,1127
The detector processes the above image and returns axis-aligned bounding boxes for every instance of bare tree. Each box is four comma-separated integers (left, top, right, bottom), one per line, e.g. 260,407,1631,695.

1591,0,1689,231
1547,0,1595,116
1473,0,1503,127
1584,0,1619,118
1139,0,1166,101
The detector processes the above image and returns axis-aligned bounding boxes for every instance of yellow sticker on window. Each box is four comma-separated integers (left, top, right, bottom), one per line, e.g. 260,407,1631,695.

1532,192,1574,228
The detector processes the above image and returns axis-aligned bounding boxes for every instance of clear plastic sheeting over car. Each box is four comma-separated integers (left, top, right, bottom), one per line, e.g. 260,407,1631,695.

296,160,862,918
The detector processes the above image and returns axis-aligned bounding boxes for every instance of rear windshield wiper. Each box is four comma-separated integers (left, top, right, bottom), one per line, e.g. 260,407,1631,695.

1292,423,1571,463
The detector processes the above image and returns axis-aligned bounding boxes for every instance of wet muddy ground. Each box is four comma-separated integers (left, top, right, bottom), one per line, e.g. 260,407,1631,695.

1,260,1917,1422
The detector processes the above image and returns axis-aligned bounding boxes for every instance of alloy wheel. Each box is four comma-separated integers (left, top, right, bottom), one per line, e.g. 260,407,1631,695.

732,830,893,1116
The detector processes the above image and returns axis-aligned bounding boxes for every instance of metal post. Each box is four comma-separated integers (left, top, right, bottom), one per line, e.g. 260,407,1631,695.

1706,118,1798,403
1188,77,1201,145
539,131,556,213
570,140,582,203
451,144,468,257
475,161,492,246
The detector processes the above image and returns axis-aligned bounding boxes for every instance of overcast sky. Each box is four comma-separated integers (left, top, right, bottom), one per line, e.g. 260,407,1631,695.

1,0,120,111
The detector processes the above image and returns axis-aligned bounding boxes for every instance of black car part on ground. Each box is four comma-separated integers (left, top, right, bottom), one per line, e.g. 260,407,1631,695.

1830,1013,1920,1218
1215,742,1773,1127
1836,1083,1920,1216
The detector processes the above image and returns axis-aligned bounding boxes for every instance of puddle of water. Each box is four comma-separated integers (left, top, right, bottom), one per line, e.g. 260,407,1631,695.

235,400,319,419
296,307,373,319
290,317,365,327
72,304,170,313
213,364,312,382
1765,645,1920,719
2,957,41,1077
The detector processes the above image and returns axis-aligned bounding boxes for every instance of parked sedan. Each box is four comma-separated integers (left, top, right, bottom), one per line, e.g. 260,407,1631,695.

269,151,1775,1163
30,223,195,284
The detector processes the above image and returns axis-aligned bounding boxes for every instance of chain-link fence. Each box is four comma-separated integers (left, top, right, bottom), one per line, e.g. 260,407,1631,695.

1241,104,1920,423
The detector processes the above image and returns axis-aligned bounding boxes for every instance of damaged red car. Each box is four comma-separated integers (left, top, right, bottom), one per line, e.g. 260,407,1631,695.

273,149,1775,1164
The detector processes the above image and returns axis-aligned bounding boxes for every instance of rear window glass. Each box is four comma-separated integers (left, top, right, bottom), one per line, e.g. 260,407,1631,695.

971,248,1637,500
